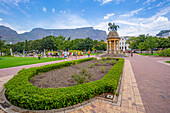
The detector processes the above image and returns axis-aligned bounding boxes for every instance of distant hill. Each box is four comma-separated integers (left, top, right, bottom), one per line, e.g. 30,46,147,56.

0,25,107,44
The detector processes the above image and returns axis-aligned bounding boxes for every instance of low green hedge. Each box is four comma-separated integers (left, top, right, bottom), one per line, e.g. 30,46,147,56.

4,57,124,110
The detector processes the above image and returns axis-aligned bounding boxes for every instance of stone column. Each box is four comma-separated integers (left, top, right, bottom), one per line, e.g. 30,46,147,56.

107,41,108,54
109,41,111,54
118,40,120,54
114,40,116,54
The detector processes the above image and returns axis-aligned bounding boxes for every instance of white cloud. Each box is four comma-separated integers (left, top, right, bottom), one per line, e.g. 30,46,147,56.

52,8,55,13
42,7,47,13
120,8,143,17
136,0,139,2
104,13,115,20
94,6,170,36
101,0,113,5
143,0,156,5
94,0,125,5
60,10,66,14
1,0,30,6
0,18,2,21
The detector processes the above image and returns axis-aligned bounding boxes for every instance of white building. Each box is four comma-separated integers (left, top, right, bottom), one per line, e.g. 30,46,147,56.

119,36,131,52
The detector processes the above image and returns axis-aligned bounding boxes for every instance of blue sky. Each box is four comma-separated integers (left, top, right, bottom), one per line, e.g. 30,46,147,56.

0,0,169,36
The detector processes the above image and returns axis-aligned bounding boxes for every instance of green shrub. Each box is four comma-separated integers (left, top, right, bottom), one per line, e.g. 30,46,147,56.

110,60,116,65
100,66,106,73
101,57,107,61
4,58,124,110
100,61,104,64
88,63,93,68
156,48,170,57
106,61,110,64
94,63,99,66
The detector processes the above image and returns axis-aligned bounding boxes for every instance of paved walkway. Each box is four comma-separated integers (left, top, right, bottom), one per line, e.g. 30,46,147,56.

126,54,170,113
70,60,146,113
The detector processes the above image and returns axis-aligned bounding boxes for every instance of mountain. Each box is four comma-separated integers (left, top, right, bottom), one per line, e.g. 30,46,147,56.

0,25,107,44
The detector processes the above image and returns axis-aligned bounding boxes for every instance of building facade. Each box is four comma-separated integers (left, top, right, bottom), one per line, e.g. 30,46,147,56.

119,36,131,52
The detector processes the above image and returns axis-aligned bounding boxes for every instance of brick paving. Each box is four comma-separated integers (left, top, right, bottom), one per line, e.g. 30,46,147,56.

70,60,146,113
126,54,170,113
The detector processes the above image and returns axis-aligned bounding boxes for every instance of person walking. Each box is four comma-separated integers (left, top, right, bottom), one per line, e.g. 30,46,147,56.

75,51,77,59
88,50,90,58
64,51,67,59
38,53,41,60
131,51,133,57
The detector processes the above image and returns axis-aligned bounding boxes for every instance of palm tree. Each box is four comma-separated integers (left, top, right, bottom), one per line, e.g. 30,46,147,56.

108,22,119,31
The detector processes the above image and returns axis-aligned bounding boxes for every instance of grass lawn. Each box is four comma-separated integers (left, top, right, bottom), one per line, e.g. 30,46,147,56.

84,53,103,56
165,61,170,63
138,53,159,56
0,57,64,69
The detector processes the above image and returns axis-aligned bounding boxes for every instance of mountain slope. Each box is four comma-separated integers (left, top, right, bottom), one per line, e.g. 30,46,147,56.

0,26,107,44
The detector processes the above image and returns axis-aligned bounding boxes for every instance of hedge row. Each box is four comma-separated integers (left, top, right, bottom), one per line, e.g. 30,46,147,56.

4,57,124,110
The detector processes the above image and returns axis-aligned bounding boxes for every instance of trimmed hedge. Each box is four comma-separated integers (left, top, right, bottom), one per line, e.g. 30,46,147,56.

4,57,124,110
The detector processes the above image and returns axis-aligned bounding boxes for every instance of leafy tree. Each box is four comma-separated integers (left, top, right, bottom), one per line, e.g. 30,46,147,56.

0,36,6,56
24,40,29,51
13,42,24,53
85,37,93,51
157,38,170,49
137,42,145,53
29,39,42,51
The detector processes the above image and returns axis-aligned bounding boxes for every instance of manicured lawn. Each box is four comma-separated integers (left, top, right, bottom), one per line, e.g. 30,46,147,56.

165,61,170,63
84,53,103,55
138,53,159,56
0,57,64,69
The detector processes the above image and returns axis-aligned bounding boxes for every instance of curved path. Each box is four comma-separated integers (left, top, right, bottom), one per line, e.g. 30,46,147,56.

126,54,170,113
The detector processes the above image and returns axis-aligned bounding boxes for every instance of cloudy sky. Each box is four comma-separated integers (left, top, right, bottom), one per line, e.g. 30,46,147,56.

0,0,169,36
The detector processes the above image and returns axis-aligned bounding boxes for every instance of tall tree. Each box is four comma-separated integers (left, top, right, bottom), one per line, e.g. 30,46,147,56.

0,36,6,56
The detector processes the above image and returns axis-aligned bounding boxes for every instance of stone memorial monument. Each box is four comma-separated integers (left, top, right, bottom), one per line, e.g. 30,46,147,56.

107,23,120,55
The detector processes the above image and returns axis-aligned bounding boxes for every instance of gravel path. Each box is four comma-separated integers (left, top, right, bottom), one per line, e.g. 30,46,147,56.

126,54,170,113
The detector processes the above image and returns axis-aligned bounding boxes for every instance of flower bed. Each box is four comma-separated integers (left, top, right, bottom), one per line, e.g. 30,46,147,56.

4,57,124,110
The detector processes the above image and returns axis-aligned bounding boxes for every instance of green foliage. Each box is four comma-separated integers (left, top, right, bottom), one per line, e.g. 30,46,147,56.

110,60,116,65
100,61,104,64
72,73,86,84
126,35,159,51
4,57,124,110
94,63,99,66
106,61,110,64
166,61,170,63
88,63,93,68
100,66,106,73
72,67,93,84
156,48,170,57
101,57,107,61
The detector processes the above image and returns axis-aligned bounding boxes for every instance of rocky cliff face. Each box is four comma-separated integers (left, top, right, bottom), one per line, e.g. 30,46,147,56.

0,26,107,43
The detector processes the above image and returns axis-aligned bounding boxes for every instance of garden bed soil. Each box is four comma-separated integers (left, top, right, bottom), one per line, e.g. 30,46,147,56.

30,59,116,88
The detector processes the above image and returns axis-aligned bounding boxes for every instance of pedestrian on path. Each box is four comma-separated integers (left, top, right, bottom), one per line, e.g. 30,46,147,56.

38,53,41,60
75,51,77,59
131,52,133,57
88,51,90,58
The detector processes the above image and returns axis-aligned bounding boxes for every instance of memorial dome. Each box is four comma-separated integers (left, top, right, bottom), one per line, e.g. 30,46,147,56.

107,31,120,39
